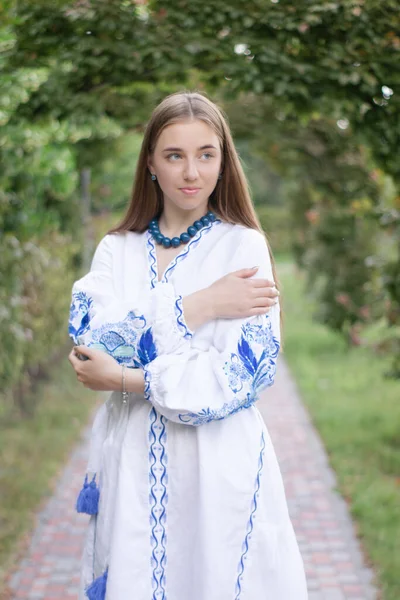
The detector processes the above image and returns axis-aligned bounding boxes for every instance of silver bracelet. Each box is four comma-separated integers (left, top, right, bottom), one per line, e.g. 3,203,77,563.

121,364,129,404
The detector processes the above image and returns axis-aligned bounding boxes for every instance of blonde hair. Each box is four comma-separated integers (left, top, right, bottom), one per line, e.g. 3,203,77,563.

109,90,280,296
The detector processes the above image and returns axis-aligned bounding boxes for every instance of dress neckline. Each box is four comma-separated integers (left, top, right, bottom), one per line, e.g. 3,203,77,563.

145,219,222,288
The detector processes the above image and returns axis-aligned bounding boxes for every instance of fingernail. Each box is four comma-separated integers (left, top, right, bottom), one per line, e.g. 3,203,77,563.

252,265,259,269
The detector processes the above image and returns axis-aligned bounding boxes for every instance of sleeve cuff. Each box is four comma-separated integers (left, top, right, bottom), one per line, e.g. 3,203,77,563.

150,281,193,355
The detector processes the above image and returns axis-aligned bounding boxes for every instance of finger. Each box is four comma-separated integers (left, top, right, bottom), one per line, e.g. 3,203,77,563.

253,296,279,308
234,267,260,278
251,285,279,298
68,350,80,368
250,279,277,289
75,345,93,359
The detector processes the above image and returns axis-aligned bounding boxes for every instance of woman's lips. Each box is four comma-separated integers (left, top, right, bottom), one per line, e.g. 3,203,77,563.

180,188,201,195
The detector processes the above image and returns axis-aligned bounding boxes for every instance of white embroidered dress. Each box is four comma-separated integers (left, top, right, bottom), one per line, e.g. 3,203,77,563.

69,218,308,600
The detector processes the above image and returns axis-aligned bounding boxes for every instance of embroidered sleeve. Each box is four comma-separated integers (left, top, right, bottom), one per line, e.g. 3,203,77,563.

68,235,192,367
143,229,281,425
68,235,116,346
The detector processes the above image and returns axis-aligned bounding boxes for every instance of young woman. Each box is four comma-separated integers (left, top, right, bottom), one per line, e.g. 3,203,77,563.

68,91,308,600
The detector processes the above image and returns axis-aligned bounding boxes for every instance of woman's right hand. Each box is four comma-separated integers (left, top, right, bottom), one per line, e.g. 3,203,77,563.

182,267,279,332
206,266,279,320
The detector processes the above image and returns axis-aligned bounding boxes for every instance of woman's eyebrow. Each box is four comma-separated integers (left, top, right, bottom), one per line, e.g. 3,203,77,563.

162,144,217,152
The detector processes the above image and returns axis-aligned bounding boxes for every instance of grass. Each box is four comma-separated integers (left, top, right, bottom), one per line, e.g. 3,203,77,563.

278,261,400,600
0,349,97,591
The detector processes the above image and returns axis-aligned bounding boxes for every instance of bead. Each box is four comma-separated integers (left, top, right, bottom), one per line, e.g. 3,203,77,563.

148,211,217,247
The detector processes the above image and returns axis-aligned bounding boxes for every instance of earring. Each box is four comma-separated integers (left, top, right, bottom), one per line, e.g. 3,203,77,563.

218,173,222,180
151,174,157,181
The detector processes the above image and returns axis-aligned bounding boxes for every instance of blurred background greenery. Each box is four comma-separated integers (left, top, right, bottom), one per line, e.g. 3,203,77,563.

0,0,399,597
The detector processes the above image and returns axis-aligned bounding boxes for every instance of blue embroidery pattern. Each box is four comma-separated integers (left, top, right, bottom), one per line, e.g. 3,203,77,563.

223,318,279,394
174,295,193,339
147,233,158,290
69,289,158,368
148,407,168,599
137,326,158,365
235,431,266,598
144,364,152,401
89,322,156,368
145,219,222,288
69,291,95,343
88,312,147,366
177,317,280,426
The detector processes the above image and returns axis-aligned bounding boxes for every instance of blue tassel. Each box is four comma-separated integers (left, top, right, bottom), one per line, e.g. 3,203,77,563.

85,568,108,600
76,474,100,515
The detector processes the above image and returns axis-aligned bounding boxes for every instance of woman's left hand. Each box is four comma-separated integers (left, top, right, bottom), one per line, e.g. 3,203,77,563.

68,345,121,391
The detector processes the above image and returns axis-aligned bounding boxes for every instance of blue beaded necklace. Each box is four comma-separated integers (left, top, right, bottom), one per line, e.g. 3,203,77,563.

148,210,216,248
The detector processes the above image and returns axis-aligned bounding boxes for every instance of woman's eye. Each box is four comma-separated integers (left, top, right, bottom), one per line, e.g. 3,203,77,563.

166,152,214,161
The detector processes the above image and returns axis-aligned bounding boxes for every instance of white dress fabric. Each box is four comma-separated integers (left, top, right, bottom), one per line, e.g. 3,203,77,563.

69,218,308,600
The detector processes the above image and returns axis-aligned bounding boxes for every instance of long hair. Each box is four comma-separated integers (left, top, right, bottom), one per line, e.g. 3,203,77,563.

108,90,281,301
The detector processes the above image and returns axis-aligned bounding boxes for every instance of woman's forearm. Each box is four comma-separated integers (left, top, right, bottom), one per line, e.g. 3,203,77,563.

126,368,145,394
182,287,215,332
111,366,145,394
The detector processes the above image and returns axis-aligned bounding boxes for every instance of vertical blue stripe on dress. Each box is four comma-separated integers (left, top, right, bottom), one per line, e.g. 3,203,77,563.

235,431,266,599
148,407,168,599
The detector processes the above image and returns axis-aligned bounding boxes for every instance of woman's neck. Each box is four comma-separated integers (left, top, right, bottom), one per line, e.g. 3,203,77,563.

158,204,210,238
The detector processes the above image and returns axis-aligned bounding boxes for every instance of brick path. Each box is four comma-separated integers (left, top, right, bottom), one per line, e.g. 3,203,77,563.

8,360,378,599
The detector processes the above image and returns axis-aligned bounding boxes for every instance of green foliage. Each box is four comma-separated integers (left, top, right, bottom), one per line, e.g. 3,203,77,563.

257,203,292,255
89,133,143,213
0,231,79,414
153,0,400,175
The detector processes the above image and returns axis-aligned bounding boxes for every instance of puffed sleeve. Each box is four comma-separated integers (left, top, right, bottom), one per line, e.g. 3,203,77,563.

143,228,281,425
68,234,192,367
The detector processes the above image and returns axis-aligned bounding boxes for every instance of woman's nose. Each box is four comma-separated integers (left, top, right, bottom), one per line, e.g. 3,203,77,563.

183,159,199,180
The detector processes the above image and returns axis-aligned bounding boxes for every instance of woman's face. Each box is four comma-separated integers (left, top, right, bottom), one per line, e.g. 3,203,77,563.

148,118,222,214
